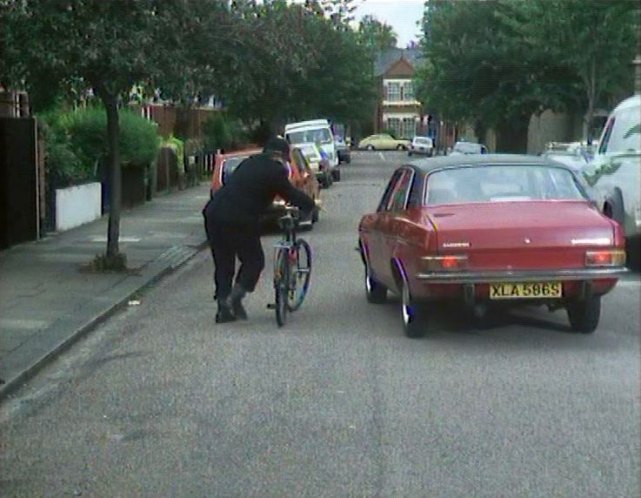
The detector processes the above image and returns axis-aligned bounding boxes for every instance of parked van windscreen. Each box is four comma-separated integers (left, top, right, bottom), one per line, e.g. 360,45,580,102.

287,128,333,145
602,107,641,154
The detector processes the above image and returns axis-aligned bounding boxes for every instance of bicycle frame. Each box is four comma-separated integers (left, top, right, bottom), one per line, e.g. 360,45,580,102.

271,207,311,326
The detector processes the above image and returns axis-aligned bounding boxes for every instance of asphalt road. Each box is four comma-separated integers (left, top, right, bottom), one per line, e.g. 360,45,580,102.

1,151,639,497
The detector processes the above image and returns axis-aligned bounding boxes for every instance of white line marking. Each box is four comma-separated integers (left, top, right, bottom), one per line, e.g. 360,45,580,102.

0,319,49,330
618,279,641,287
89,236,141,243
378,152,385,161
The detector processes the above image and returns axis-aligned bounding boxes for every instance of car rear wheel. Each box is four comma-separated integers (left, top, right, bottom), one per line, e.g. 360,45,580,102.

401,276,427,338
366,145,375,151
567,295,601,334
364,262,387,304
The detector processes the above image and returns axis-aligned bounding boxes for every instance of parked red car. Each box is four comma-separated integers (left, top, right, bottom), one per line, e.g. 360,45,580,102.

210,147,321,225
358,154,628,338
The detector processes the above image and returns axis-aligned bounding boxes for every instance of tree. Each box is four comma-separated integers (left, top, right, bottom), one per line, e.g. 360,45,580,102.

318,0,358,29
416,0,638,151
3,0,231,267
357,15,398,54
216,0,376,137
416,0,579,151
499,0,638,141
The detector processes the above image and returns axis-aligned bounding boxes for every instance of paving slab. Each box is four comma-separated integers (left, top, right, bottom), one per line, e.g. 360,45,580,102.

0,183,211,399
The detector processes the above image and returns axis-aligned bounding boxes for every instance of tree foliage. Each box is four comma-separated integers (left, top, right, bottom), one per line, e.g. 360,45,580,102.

216,0,377,136
2,0,229,262
357,15,398,55
415,0,639,150
498,0,638,140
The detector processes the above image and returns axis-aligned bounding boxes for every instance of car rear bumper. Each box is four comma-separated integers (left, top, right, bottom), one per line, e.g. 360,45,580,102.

415,267,628,283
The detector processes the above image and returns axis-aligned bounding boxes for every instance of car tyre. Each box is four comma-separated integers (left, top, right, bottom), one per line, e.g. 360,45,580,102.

322,173,332,188
364,263,387,304
366,145,375,151
604,188,625,226
401,276,427,338
332,168,341,182
567,295,601,334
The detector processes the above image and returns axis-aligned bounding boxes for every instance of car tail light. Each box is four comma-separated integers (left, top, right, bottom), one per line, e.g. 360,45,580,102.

585,250,626,267
422,255,468,271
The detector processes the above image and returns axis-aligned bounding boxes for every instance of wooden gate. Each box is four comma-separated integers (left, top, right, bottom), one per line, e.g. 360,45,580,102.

0,117,41,249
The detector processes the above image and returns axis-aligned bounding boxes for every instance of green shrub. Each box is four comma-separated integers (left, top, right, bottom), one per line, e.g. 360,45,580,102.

203,112,247,152
40,106,161,186
39,119,92,186
59,106,160,167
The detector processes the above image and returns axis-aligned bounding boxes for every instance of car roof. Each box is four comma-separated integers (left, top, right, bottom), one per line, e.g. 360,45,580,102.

612,94,640,113
405,153,573,174
284,120,330,132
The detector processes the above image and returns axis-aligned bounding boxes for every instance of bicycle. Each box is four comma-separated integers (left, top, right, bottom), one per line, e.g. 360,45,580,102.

268,206,312,326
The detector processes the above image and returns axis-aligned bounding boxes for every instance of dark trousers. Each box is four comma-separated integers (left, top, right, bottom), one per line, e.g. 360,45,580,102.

204,217,265,301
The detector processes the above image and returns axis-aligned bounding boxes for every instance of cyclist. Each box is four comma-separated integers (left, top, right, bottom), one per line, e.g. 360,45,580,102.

203,136,316,323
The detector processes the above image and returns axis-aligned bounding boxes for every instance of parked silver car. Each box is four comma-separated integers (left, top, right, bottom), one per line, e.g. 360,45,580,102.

449,141,488,155
583,94,640,262
541,142,593,172
407,136,434,156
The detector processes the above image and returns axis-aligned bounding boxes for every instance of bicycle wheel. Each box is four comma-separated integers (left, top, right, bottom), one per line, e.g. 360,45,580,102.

287,238,312,312
274,248,289,327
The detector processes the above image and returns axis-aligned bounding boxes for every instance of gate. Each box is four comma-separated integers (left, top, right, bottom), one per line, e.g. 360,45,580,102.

0,117,40,250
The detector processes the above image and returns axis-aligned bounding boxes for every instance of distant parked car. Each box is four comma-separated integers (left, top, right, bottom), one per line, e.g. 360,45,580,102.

358,134,411,151
358,154,627,337
541,142,592,172
449,141,488,155
583,94,641,263
334,135,351,164
408,136,434,157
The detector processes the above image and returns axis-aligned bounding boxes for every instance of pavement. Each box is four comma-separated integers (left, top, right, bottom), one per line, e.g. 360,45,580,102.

0,182,211,400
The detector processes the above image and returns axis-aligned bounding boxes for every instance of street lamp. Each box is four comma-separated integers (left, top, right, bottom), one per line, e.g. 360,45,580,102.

633,55,641,95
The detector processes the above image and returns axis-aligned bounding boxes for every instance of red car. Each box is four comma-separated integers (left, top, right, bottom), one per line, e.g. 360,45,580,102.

358,154,628,338
210,147,321,225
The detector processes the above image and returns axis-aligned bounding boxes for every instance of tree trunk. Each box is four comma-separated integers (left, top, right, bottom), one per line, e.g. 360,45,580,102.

585,60,596,143
496,117,529,153
474,119,487,146
103,94,121,258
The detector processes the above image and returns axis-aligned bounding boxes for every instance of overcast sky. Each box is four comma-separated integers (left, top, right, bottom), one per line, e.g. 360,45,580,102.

352,0,425,48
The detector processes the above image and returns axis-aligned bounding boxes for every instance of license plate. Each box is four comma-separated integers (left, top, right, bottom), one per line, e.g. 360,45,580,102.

489,282,562,299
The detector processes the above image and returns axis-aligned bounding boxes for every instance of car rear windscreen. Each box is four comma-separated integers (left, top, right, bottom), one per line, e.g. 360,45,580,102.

425,165,588,205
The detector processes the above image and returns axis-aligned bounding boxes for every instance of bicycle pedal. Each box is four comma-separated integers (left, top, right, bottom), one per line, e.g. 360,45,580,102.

266,303,276,309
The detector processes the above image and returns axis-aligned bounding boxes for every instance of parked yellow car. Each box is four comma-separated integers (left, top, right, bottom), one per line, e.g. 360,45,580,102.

358,134,411,151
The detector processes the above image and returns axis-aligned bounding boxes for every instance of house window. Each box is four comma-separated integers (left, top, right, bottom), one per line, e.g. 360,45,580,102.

401,118,417,139
387,82,400,102
402,82,414,101
387,118,401,137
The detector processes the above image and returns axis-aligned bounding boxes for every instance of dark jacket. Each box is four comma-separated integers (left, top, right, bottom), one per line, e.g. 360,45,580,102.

204,153,315,225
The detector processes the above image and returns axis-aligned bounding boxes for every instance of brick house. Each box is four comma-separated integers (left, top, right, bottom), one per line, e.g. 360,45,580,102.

373,48,424,139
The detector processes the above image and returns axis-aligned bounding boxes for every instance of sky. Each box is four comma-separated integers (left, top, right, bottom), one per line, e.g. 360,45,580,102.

352,0,426,48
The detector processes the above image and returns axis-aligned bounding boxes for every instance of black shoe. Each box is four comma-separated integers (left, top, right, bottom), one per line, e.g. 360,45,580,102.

215,305,237,324
230,283,248,320
232,300,248,320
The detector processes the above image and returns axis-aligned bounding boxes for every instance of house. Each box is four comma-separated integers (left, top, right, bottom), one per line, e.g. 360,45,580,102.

373,48,424,139
0,87,30,118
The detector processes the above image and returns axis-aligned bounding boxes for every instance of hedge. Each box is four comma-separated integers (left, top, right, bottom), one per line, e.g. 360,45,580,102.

41,106,161,186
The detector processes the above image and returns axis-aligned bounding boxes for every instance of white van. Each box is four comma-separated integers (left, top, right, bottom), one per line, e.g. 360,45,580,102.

284,119,340,181
583,94,640,261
